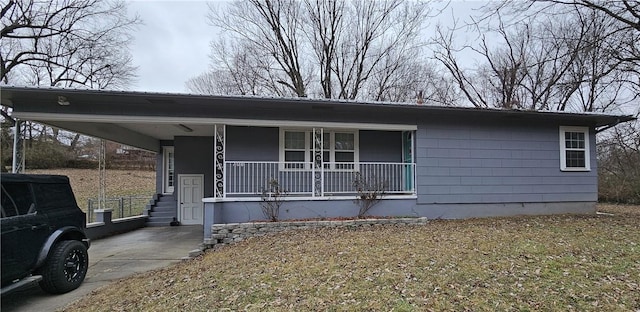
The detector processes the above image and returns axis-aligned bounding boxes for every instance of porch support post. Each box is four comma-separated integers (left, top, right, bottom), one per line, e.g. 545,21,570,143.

214,124,226,199
312,128,323,197
12,119,24,173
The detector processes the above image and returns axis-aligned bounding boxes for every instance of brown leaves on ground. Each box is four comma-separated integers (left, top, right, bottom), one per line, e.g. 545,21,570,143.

26,169,155,211
63,204,640,311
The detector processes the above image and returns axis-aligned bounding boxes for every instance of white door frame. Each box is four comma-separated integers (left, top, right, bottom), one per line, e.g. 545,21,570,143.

163,146,175,194
178,174,204,225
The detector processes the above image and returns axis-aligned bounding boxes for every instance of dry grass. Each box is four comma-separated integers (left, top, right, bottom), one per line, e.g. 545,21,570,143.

64,204,640,312
25,169,156,211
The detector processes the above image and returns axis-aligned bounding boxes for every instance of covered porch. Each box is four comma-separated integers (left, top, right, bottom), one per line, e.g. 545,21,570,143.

206,125,417,201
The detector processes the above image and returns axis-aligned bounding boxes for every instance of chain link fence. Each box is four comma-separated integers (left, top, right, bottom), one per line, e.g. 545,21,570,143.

86,196,152,223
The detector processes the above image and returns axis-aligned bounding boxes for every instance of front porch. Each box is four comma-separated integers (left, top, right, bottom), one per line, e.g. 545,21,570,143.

204,125,418,201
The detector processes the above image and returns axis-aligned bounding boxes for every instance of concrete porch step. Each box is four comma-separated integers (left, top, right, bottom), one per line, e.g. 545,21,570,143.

149,211,174,218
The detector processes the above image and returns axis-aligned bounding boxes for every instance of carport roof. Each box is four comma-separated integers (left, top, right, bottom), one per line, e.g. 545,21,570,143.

1,86,636,152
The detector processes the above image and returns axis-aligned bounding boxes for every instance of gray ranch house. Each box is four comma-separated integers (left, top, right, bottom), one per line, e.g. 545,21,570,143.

2,87,634,236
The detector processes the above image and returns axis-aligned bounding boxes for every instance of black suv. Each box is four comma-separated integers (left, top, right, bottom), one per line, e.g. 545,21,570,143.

1,174,90,295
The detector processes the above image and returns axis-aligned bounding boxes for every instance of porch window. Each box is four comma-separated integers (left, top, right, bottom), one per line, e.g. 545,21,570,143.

559,126,590,171
284,131,307,169
333,132,355,169
280,129,358,169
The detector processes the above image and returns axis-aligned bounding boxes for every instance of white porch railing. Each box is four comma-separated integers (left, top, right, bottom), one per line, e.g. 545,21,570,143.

225,161,416,197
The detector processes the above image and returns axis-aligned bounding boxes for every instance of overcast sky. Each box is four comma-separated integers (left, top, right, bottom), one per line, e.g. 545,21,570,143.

126,0,484,94
128,1,214,93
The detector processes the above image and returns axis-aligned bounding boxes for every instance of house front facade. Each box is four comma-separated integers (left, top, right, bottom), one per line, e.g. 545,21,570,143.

2,87,634,234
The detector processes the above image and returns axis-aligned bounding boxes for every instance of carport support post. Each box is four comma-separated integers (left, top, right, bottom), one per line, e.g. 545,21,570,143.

12,119,24,173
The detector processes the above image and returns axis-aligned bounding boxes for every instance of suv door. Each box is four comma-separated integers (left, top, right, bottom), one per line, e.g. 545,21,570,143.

1,183,50,285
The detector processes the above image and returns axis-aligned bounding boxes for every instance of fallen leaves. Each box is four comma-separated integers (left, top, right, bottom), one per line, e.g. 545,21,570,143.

63,205,640,311
27,168,155,211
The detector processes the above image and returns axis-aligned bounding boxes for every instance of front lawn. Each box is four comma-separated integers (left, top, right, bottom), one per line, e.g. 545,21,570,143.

65,204,639,311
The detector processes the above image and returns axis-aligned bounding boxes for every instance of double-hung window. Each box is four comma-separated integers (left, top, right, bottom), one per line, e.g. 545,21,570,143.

283,131,307,169
559,126,590,171
281,129,358,170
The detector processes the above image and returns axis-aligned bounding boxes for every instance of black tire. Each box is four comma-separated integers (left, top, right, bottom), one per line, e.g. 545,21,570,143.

39,240,88,294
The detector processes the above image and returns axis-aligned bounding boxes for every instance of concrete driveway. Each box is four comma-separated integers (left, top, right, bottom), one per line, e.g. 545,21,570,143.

1,225,203,312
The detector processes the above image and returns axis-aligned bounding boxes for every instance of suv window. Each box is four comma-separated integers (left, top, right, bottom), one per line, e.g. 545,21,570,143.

1,183,34,217
32,183,77,211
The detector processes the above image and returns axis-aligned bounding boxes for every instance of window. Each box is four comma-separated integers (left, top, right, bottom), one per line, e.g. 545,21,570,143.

1,183,34,217
280,129,358,169
559,126,590,171
284,131,307,169
33,183,77,211
163,147,175,193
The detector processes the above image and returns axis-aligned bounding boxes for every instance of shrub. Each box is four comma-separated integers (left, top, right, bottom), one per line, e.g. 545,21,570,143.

352,172,387,218
260,179,287,222
25,141,70,169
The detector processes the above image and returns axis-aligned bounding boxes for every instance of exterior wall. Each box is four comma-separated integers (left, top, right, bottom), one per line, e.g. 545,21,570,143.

415,118,597,205
225,126,402,162
359,130,402,162
197,119,599,232
155,152,163,194
174,136,215,199
226,126,279,161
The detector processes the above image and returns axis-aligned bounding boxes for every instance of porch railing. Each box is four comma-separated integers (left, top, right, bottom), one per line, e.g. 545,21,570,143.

225,161,415,197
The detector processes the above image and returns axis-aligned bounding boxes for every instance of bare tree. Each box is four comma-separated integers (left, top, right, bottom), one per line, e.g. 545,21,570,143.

195,0,435,102
598,120,640,204
209,0,308,97
486,1,640,98
432,5,636,112
186,39,289,96
1,0,140,88
331,0,428,100
303,0,344,98
1,0,140,171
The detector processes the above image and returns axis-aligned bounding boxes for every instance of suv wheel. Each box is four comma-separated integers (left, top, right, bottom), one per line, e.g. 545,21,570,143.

39,240,88,294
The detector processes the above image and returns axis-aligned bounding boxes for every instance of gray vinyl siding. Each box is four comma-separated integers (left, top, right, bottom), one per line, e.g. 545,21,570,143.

416,120,597,204
225,126,402,162
226,126,279,161
155,152,163,194
359,130,402,162
174,136,215,197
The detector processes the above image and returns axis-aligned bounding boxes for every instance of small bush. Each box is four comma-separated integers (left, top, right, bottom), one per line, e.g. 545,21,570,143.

260,179,287,222
352,172,387,218
25,141,70,169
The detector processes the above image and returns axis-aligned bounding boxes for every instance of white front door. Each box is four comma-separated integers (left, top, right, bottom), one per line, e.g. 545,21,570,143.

178,174,204,225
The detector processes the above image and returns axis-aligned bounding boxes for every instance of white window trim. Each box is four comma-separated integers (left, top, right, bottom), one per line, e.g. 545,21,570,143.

279,128,359,170
559,126,591,172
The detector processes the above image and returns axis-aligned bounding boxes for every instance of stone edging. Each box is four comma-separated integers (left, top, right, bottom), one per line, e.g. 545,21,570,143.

203,217,429,250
